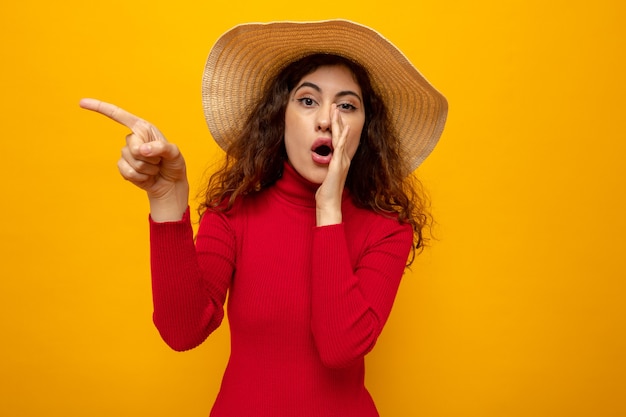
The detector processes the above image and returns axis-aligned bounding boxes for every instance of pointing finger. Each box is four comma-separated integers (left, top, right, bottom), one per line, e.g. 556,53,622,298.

79,98,143,131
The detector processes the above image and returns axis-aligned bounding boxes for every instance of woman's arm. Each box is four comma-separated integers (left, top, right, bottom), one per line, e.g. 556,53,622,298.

310,219,413,368
80,99,233,350
150,208,235,351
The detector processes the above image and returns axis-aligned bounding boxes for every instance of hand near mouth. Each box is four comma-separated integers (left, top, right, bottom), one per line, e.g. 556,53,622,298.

315,104,352,226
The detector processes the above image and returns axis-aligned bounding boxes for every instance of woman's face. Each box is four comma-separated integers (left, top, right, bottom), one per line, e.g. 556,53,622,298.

284,64,365,184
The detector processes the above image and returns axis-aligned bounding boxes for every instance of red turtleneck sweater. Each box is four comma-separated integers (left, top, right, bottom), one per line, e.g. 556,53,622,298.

149,163,413,416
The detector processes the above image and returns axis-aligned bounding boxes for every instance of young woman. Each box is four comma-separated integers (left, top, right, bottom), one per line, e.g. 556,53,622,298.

81,20,447,417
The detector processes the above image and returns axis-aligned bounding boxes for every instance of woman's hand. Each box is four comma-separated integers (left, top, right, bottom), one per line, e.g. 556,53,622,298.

315,104,351,226
79,98,189,222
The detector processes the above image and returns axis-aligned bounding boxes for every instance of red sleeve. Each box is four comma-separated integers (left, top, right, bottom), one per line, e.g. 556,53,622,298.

310,220,413,368
149,207,235,351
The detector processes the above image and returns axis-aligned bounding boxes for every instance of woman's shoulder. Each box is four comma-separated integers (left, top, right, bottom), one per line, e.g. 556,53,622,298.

343,199,413,236
199,191,267,230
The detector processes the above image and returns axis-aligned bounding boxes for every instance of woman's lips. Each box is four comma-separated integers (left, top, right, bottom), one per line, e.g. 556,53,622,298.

311,138,333,165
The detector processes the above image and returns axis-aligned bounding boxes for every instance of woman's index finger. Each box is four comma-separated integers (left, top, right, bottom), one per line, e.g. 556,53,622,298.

79,98,143,130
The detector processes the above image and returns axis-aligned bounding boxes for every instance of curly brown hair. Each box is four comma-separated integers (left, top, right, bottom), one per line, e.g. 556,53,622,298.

199,54,432,259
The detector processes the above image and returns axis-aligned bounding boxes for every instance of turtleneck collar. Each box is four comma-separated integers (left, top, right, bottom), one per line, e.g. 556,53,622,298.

272,162,320,208
270,161,352,209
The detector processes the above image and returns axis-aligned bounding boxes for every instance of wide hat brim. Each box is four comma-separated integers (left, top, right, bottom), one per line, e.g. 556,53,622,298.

202,19,448,172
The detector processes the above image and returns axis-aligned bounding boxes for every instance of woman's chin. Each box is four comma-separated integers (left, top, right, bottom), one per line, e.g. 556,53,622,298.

289,161,328,185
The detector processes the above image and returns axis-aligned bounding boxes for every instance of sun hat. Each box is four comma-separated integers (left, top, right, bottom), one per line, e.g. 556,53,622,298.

202,19,447,172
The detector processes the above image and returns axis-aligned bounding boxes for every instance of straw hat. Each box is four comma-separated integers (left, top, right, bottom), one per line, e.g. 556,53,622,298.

202,19,447,172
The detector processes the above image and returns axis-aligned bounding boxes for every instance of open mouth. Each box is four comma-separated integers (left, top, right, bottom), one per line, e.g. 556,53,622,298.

313,145,332,156
311,139,333,164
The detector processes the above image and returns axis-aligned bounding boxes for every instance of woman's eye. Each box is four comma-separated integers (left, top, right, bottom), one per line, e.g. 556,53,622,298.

297,97,315,106
338,103,357,111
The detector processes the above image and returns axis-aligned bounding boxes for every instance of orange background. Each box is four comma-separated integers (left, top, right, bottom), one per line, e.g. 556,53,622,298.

1,1,624,416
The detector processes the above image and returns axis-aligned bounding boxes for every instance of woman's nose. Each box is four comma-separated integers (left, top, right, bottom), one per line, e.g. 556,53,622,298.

316,108,331,132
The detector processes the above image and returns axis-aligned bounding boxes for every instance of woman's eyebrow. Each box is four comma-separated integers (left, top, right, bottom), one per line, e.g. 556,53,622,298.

294,82,362,104
336,90,362,104
294,82,321,93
